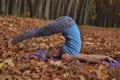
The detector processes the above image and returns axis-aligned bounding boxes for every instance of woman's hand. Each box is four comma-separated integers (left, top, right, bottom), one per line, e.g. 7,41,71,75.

77,54,117,65
92,55,116,63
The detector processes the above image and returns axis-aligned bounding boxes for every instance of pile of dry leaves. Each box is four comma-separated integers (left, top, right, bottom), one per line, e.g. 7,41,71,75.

0,16,120,80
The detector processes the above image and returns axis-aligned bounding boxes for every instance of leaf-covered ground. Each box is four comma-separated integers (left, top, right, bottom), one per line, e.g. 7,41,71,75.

0,16,120,80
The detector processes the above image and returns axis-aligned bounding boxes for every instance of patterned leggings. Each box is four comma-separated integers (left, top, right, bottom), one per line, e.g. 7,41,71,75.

12,16,77,45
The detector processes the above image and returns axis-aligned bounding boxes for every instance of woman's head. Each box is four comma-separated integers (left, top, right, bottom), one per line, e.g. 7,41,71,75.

48,46,61,57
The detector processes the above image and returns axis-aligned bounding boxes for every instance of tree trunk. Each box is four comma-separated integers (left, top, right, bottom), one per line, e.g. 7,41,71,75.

113,0,120,27
0,0,2,14
77,0,86,25
11,0,18,15
49,0,54,19
73,0,79,21
27,0,34,17
83,0,90,25
34,0,41,18
95,0,102,26
60,0,65,16
5,0,9,15
56,0,62,18
64,0,73,16
0,0,6,15
17,0,21,15
44,0,50,19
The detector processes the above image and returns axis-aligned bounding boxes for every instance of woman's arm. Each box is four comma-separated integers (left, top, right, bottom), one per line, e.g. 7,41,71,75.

61,53,116,63
48,46,116,63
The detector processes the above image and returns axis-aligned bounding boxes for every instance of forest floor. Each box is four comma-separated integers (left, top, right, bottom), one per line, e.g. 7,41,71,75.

0,16,120,80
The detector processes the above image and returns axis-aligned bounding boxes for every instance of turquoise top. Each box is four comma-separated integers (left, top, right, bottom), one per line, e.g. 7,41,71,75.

61,24,81,56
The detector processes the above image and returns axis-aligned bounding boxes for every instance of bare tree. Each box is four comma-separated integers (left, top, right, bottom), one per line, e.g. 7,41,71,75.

56,0,62,18
11,0,18,15
83,0,90,25
0,0,6,15
34,0,41,18
27,0,34,17
44,0,50,19
0,0,120,27
64,0,73,16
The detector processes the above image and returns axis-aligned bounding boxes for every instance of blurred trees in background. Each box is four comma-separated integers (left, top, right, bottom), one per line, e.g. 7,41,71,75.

0,0,120,27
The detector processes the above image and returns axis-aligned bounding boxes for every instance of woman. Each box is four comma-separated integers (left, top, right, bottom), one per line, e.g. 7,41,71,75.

11,16,116,63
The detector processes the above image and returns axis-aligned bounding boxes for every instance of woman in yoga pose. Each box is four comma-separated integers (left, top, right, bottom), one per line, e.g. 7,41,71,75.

11,16,116,63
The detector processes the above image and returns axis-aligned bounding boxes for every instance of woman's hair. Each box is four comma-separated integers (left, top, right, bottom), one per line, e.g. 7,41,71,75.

48,46,62,59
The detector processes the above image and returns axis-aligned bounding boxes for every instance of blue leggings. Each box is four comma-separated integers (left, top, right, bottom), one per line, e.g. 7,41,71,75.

12,16,77,45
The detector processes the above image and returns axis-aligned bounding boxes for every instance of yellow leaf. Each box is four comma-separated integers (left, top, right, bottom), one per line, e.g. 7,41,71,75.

3,21,6,24
9,24,13,27
0,63,5,69
87,66,95,73
0,59,15,69
49,60,62,67
53,78,60,80
19,50,25,54
80,75,85,80
4,59,15,67
95,65,108,80
63,72,69,78
85,42,94,45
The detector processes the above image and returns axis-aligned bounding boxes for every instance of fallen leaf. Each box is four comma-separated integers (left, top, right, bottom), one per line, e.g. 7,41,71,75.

63,72,69,78
4,58,15,67
0,63,5,69
80,75,85,80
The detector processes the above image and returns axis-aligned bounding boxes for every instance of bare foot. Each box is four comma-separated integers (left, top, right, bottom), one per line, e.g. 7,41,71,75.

8,38,16,49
